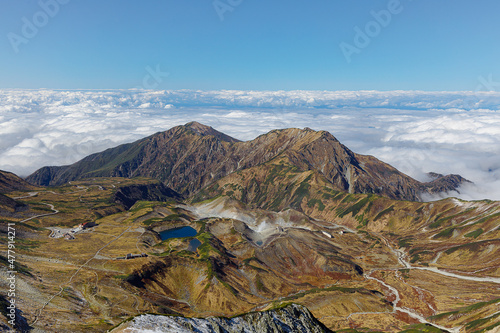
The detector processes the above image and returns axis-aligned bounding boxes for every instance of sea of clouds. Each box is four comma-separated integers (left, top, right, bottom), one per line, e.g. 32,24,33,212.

1,89,500,201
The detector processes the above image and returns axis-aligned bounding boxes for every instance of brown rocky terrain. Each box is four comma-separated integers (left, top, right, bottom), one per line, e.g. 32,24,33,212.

113,182,183,210
0,170,37,216
1,123,497,333
0,193,25,214
26,122,468,201
0,175,498,332
0,170,35,193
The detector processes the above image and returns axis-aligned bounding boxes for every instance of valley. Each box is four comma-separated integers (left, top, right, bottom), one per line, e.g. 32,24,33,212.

0,123,498,332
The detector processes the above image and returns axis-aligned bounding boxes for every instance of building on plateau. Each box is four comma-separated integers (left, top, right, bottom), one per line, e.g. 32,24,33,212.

79,222,97,229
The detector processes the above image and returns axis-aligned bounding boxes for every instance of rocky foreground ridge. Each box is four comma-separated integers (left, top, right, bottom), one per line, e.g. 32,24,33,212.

26,122,468,202
110,304,332,333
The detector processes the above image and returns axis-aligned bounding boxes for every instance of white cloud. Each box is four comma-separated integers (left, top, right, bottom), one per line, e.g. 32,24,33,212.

1,89,500,201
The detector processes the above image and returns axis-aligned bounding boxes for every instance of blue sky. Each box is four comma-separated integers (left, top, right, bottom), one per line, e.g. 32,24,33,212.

1,0,500,90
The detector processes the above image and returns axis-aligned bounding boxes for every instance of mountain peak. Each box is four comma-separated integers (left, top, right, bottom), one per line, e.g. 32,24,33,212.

183,122,240,143
185,121,212,133
26,123,468,201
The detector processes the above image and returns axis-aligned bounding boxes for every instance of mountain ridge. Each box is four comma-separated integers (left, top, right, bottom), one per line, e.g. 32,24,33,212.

0,170,35,193
113,182,183,210
26,122,469,202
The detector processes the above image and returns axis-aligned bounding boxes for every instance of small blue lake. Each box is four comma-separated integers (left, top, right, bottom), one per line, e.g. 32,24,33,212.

187,238,202,252
159,226,197,241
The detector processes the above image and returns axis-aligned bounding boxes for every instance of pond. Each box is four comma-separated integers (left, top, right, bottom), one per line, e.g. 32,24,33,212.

159,226,197,241
187,238,202,252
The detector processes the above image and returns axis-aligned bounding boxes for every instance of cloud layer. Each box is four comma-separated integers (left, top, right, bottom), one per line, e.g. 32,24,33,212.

1,89,500,201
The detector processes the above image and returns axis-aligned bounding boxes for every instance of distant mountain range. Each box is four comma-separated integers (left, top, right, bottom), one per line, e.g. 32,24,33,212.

26,122,468,202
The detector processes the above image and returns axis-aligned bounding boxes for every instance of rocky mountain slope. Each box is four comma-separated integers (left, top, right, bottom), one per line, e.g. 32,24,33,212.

2,175,499,332
113,182,182,210
111,304,332,333
26,122,468,202
0,170,32,215
0,170,34,193
0,193,26,214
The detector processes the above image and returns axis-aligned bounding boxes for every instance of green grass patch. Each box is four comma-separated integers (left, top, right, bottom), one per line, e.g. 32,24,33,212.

129,201,157,212
195,232,221,260
464,228,484,239
18,222,46,231
433,227,456,239
192,193,221,204
429,298,500,322
290,175,312,208
307,198,325,211
415,206,424,214
444,240,490,255
340,194,357,203
163,214,182,221
322,192,334,200
398,236,414,248
399,323,448,332
337,196,371,218
264,164,297,185
471,211,500,226
355,213,369,227
466,312,500,331
428,207,476,229
255,276,265,291
399,268,411,279
410,254,420,263
331,192,347,202
374,205,394,221
142,218,162,226
0,255,32,277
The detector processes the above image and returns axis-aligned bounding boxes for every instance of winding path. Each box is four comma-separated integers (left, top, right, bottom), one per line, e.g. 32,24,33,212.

367,233,500,332
20,183,130,326
321,230,498,331
365,272,461,333
379,234,500,284
18,203,59,224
